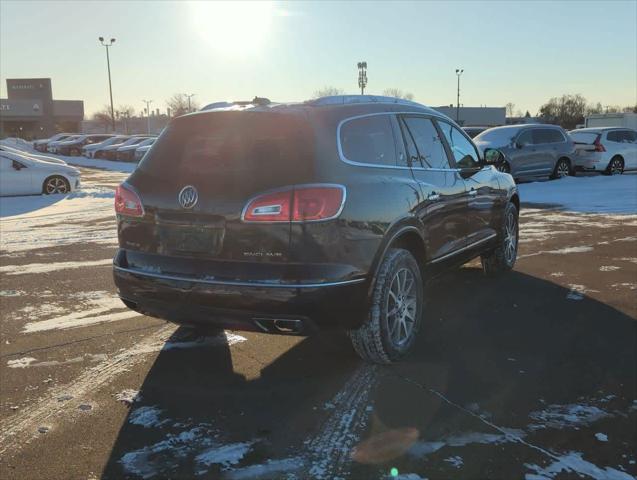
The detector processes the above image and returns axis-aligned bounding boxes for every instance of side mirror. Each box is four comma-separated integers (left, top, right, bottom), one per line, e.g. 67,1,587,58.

483,148,504,165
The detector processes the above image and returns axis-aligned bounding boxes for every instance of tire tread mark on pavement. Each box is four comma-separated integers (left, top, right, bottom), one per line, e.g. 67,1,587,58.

302,364,378,479
0,324,177,458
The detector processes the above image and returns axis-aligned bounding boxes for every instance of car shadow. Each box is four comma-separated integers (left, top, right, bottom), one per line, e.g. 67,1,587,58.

0,193,69,218
101,267,636,479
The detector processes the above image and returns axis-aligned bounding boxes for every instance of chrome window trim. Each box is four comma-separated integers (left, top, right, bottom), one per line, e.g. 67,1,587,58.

114,265,365,289
336,112,461,172
429,233,497,264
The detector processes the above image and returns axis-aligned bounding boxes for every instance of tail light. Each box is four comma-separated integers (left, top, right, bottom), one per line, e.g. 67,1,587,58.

115,184,144,217
242,185,345,223
593,136,606,152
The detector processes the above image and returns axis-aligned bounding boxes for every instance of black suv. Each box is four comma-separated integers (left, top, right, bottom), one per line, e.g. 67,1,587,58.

57,134,114,156
113,96,519,363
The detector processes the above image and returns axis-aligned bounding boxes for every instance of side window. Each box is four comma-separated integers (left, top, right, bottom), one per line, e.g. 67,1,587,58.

606,131,621,143
340,115,397,166
438,121,480,168
517,130,533,146
625,130,637,143
400,116,449,169
546,129,565,143
532,129,553,144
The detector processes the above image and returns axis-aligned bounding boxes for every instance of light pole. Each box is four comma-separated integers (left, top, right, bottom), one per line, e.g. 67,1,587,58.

142,99,153,134
455,68,464,124
357,61,368,95
98,37,116,132
185,93,195,113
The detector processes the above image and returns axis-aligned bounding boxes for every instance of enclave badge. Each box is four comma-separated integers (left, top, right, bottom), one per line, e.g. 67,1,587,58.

178,185,198,209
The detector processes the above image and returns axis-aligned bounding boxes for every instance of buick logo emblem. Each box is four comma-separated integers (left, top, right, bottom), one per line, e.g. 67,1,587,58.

178,185,198,209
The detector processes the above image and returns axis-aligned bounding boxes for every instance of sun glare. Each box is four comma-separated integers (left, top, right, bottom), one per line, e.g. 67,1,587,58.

191,1,275,56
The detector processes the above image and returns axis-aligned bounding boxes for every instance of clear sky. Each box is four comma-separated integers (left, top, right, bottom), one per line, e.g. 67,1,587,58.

1,0,636,117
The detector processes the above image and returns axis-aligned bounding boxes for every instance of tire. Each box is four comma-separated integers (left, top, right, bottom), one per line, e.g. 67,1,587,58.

605,156,624,175
481,202,518,275
349,248,424,364
550,158,571,179
496,161,511,174
42,175,70,195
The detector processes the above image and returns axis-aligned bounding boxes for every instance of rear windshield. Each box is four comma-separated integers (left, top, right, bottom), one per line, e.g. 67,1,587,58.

570,132,599,144
138,112,313,194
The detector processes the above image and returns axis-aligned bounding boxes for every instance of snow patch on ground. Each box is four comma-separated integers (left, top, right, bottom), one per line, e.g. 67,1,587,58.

595,433,608,442
115,389,142,405
518,175,637,214
409,429,526,458
528,403,610,431
525,451,633,480
194,441,253,469
444,455,464,468
599,265,620,272
7,357,37,368
0,290,24,297
7,353,106,368
129,406,169,428
225,458,304,479
0,258,112,276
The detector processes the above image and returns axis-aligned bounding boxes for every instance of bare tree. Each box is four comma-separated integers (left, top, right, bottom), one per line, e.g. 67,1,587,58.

116,104,135,118
382,88,414,100
537,94,589,130
166,93,199,118
505,102,516,117
312,86,344,99
92,106,114,132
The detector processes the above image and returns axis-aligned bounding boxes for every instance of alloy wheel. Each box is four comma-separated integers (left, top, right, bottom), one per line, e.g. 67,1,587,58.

557,161,570,177
386,268,418,347
610,158,623,175
504,211,518,264
45,177,68,194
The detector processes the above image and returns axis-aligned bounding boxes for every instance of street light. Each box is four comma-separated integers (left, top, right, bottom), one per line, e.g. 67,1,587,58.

357,61,368,95
455,68,464,124
185,93,195,113
142,99,153,134
98,36,116,132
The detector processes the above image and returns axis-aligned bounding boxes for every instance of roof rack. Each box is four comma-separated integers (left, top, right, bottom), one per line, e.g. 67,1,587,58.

306,95,424,108
200,97,271,111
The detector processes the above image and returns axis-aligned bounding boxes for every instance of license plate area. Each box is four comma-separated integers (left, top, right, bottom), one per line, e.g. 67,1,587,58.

157,224,225,255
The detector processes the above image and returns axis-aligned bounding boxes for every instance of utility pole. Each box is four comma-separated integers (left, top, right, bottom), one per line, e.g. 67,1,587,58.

185,93,195,113
98,37,116,132
455,68,464,124
142,99,153,134
357,62,368,95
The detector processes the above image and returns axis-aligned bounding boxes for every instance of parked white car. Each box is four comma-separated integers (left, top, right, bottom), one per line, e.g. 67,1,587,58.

117,137,155,161
0,145,68,165
0,150,81,196
32,132,74,152
570,127,637,174
134,142,154,162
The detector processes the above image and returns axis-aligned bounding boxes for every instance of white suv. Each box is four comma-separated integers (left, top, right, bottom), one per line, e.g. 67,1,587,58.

570,127,637,175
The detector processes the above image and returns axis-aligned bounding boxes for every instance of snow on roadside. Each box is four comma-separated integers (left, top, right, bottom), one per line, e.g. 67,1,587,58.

0,187,116,252
1,258,112,276
518,175,637,214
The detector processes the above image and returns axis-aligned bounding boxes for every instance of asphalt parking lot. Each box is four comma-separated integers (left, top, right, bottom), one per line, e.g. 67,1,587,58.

1,167,636,480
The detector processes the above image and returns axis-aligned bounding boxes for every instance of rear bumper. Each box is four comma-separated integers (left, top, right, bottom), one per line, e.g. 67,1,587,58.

112,249,369,333
573,152,604,170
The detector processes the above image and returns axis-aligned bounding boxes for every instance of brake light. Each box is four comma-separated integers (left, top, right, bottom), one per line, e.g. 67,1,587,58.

115,184,144,217
593,136,606,152
242,185,345,222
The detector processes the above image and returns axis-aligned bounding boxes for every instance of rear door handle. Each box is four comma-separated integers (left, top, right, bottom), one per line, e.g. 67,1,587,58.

427,193,440,201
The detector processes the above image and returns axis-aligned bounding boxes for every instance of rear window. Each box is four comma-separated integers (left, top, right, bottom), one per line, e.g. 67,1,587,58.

138,112,313,194
534,128,564,144
570,132,599,144
340,115,397,166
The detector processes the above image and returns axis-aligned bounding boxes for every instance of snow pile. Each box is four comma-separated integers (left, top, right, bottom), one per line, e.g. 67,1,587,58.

518,174,637,214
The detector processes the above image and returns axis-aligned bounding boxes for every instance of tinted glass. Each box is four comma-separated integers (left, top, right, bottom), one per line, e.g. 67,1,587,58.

606,131,621,142
534,128,564,144
139,112,313,197
400,116,449,169
608,130,636,143
340,115,397,165
438,121,480,168
625,130,637,142
517,130,533,146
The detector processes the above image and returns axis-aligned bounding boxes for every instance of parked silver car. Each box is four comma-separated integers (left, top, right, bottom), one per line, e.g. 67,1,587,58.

474,124,576,180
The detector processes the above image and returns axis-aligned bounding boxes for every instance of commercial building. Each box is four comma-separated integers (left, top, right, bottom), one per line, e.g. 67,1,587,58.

433,106,506,127
0,78,84,139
